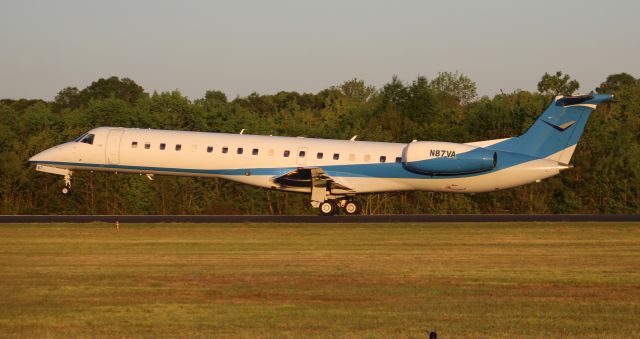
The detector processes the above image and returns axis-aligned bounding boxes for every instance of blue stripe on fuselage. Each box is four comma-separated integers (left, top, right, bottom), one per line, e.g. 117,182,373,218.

32,150,542,180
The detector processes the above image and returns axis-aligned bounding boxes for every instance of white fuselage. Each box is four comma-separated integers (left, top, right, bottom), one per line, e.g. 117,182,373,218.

30,127,566,195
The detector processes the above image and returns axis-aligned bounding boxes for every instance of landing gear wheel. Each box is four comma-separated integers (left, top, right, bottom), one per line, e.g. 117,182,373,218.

62,187,70,195
343,201,362,215
318,200,338,216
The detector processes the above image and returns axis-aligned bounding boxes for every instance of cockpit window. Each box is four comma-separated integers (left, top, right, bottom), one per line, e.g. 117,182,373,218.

80,134,94,145
74,134,87,142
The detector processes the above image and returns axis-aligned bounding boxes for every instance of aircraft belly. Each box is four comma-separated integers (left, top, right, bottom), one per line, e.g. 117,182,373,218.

36,155,560,196
217,174,275,189
214,158,564,194
406,159,561,193
334,159,560,194
334,177,414,193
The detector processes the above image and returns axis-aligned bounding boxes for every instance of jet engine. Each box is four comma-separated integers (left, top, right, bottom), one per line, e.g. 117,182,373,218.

404,141,497,175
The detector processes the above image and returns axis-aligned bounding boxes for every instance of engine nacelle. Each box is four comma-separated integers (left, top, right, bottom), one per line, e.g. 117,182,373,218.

404,141,497,175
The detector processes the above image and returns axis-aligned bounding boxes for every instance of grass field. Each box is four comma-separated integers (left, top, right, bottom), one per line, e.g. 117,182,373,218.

0,222,638,338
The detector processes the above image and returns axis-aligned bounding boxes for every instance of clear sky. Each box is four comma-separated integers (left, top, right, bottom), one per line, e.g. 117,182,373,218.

1,0,639,100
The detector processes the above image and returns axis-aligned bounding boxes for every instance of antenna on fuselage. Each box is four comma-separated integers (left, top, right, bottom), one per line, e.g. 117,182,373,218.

239,129,245,134
350,135,358,141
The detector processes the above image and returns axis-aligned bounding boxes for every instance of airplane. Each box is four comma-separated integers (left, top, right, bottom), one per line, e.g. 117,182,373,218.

29,93,613,215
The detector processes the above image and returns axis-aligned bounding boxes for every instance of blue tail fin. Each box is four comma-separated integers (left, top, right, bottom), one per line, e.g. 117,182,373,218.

489,94,613,163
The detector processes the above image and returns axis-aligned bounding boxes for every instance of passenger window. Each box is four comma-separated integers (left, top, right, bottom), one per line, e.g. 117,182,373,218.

284,150,290,157
237,147,243,154
175,144,182,151
252,148,259,155
395,156,402,163
131,141,138,148
317,152,323,159
80,134,94,145
333,153,340,160
299,150,306,157
222,147,228,153
160,143,166,150
364,154,371,162
207,146,213,153
380,156,386,163
144,143,150,149
348,154,355,161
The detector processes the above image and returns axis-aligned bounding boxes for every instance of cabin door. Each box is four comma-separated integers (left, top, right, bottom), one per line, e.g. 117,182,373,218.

105,129,124,165
296,147,308,166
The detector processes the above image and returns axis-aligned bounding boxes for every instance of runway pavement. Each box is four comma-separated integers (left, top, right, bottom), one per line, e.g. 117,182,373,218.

1,214,640,223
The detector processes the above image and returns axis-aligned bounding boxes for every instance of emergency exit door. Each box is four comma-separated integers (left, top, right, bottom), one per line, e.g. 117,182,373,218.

105,129,124,165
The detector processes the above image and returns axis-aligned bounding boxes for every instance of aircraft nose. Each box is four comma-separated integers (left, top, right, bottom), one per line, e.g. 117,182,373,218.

29,151,45,163
29,143,77,163
29,148,54,163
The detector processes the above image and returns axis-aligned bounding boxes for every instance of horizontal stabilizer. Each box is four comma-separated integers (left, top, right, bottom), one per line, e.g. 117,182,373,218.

543,119,576,131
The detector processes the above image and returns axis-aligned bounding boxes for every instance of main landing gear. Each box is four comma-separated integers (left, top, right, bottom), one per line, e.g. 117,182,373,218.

305,168,362,216
319,200,338,216
343,200,362,215
318,199,363,216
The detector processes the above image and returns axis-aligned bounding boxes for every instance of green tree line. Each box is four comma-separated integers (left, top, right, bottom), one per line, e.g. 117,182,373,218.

1,72,638,214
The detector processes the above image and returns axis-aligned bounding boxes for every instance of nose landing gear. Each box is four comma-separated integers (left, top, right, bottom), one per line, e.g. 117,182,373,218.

62,172,72,194
34,165,73,195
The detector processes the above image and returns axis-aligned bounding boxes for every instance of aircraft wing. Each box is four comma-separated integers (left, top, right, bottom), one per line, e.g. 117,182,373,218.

272,167,354,193
308,167,354,192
